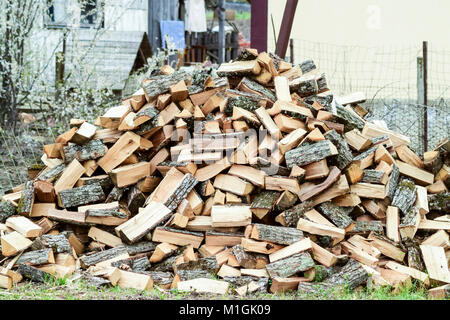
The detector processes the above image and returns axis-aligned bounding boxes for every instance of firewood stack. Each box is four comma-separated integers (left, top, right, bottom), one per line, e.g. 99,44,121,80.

1,48,449,298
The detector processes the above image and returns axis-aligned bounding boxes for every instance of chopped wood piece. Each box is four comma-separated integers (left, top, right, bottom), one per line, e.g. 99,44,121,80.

420,245,450,283
70,122,97,145
213,174,254,196
350,183,386,199
241,238,284,255
265,252,315,278
18,180,35,215
285,140,338,168
211,205,252,228
152,227,203,248
177,278,229,294
116,202,171,244
265,176,300,194
396,160,434,186
1,231,33,256
385,261,429,286
298,167,341,202
269,238,311,262
6,216,42,238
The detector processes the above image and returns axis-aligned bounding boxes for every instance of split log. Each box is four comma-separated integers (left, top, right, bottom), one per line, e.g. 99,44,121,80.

142,71,189,100
318,202,354,230
152,227,204,248
285,140,338,168
276,201,314,227
265,252,315,278
17,264,54,283
62,140,107,163
14,248,55,266
297,259,368,294
231,244,257,269
18,180,34,215
298,166,341,201
250,191,280,219
386,163,400,199
361,170,388,185
80,245,129,268
0,201,16,223
399,207,421,240
58,183,105,208
428,192,450,213
116,202,171,244
31,234,72,254
324,130,353,170
1,232,33,256
391,179,417,214
250,223,304,246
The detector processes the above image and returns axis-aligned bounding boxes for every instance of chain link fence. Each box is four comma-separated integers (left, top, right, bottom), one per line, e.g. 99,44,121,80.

291,39,450,155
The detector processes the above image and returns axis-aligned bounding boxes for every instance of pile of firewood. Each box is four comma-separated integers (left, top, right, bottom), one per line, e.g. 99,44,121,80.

0,48,449,298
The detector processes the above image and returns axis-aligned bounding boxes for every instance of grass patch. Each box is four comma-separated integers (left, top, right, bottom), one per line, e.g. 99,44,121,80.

0,278,445,300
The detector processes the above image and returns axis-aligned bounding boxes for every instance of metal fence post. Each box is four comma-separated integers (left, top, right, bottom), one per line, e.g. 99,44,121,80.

422,41,428,152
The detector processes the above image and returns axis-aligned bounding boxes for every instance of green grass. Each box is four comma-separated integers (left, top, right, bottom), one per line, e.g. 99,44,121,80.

0,278,444,300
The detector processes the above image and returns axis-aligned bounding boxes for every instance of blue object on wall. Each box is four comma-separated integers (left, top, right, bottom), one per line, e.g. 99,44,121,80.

160,20,185,50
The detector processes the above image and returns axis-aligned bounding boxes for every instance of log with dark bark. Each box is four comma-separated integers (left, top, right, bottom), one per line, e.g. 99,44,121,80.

362,169,387,184
105,186,125,203
273,190,298,212
289,76,318,97
164,174,198,211
85,207,127,220
278,201,314,227
324,130,353,170
0,200,16,223
144,271,173,287
79,245,128,268
31,234,72,254
174,257,219,274
391,179,417,214
18,180,34,215
299,59,316,73
250,191,280,218
58,183,106,208
386,163,400,200
79,175,114,193
285,140,337,168
177,269,213,281
251,224,304,245
62,139,107,163
127,186,146,215
224,95,260,115
237,77,277,101
223,276,269,293
124,241,157,255
134,105,159,125
405,239,425,271
36,163,66,182
265,252,315,278
14,248,54,266
347,221,383,234
333,103,365,131
142,71,189,100
428,192,450,213
318,202,354,229
231,244,257,269
297,259,368,294
149,246,187,272
17,264,54,283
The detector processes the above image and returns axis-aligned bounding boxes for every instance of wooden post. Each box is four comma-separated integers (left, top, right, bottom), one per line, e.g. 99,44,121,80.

275,0,299,59
422,41,428,153
250,0,268,52
289,38,294,64
218,0,225,64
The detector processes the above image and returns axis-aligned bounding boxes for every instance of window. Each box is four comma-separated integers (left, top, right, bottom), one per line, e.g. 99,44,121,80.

44,0,68,28
79,0,105,28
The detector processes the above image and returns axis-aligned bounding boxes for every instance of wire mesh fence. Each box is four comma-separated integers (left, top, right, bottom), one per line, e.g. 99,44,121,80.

291,39,450,155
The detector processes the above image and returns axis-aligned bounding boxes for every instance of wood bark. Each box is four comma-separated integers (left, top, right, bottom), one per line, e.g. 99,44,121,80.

18,180,34,215
285,140,336,168
164,174,198,211
251,223,304,245
224,95,260,115
17,264,54,283
250,191,280,214
297,259,368,294
428,192,450,213
174,257,219,274
124,241,157,255
142,71,189,100
334,103,365,131
279,201,314,227
347,221,383,234
80,245,128,268
386,163,400,199
223,276,269,293
58,183,106,208
324,130,353,170
0,200,16,223
265,252,315,278
298,166,341,202
231,244,257,269
405,239,425,271
15,248,54,266
36,163,66,182
149,246,187,272
62,139,107,163
391,179,417,214
127,185,146,215
31,234,72,254
318,202,354,229
237,77,277,101
362,170,387,184
105,186,125,203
